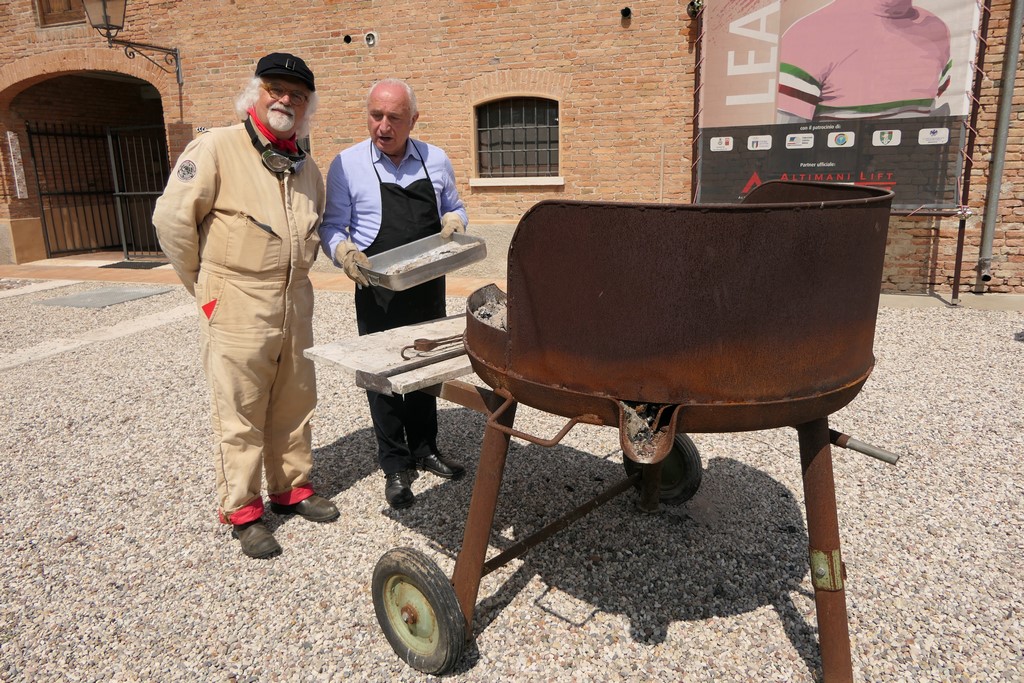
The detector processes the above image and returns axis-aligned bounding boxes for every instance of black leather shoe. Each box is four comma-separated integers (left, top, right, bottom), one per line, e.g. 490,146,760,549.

418,452,466,480
384,470,416,509
270,494,340,522
231,519,281,559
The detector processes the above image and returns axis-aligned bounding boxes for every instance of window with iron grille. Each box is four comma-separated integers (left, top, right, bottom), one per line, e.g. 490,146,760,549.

37,0,85,27
476,97,559,178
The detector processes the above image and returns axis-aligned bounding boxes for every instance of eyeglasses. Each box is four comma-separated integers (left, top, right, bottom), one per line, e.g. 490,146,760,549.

260,82,310,105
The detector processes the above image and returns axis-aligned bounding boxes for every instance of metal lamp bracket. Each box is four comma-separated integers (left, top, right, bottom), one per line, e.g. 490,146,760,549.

109,38,183,86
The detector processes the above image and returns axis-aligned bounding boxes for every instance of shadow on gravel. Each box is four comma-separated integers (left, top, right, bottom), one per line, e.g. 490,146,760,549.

365,405,822,678
308,401,494,499
309,427,382,496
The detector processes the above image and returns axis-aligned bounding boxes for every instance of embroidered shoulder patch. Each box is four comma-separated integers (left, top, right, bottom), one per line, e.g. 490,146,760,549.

176,160,198,182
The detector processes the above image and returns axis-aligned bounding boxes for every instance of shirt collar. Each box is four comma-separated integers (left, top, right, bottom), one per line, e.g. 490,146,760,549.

370,138,420,166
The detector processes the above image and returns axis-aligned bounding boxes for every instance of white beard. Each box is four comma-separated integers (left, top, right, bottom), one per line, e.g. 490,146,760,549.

267,106,296,133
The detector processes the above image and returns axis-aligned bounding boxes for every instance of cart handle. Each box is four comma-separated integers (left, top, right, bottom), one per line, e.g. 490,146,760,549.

485,395,602,447
829,429,900,465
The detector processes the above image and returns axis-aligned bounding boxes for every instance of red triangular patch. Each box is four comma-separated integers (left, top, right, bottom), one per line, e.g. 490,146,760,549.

741,172,763,195
202,299,217,319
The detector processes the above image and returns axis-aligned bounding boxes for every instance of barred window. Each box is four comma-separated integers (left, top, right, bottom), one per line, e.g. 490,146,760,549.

476,97,559,178
37,0,85,27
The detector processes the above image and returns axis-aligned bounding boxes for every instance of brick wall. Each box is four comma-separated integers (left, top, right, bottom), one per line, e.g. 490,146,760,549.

0,0,1021,294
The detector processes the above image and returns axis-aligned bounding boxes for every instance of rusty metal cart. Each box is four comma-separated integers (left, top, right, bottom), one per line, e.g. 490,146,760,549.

312,181,899,681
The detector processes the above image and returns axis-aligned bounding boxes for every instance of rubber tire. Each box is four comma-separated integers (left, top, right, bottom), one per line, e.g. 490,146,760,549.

372,547,466,675
624,432,703,505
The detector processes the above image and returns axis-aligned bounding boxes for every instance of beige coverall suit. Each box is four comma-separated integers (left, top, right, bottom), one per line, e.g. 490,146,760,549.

153,121,325,524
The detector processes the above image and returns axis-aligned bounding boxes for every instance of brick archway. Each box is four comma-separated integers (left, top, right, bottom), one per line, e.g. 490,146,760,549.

466,69,573,106
0,46,176,111
0,48,177,263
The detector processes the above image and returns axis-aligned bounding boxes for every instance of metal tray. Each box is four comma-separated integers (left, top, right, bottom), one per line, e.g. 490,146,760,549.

359,232,487,291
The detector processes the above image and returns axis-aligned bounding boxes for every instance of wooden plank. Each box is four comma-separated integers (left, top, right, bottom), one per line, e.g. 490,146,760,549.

389,355,476,395
354,346,467,394
304,315,474,395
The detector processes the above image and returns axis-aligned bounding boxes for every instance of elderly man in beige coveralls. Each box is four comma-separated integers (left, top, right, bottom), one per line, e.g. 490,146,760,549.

153,53,339,559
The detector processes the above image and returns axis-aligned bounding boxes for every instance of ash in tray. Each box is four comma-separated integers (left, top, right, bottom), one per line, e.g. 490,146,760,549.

620,400,669,459
472,299,508,331
382,242,477,276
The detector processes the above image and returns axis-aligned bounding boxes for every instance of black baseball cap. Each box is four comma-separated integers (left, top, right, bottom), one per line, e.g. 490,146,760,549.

255,52,315,91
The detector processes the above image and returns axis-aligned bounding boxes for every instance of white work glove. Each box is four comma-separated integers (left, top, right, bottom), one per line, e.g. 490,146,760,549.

440,212,465,240
335,239,370,287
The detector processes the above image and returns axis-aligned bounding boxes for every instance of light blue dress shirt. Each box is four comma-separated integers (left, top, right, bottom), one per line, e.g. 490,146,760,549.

319,138,468,263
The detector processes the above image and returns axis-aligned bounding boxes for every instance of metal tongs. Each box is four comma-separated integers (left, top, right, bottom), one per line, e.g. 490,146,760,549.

400,333,464,360
355,333,468,395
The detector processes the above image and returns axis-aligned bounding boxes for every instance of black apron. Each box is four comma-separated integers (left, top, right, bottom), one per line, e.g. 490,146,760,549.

355,141,447,333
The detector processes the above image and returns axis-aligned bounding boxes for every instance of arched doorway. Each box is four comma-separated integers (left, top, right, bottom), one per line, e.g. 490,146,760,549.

13,71,168,259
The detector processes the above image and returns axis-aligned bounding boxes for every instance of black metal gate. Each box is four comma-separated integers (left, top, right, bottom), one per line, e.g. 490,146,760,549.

107,124,170,258
27,122,169,259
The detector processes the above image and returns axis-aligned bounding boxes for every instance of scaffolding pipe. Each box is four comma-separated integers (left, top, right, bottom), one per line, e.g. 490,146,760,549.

977,0,1023,285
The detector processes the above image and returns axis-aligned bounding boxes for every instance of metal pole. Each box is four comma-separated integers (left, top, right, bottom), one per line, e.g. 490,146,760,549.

797,418,853,682
450,397,518,635
976,0,1023,286
951,0,994,304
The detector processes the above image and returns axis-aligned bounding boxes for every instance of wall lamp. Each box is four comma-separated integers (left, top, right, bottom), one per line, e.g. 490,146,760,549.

83,0,183,85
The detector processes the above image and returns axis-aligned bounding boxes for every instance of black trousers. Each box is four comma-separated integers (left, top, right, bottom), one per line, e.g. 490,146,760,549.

355,278,446,475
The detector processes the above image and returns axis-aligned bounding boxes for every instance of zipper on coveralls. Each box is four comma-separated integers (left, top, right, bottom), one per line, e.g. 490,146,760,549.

279,174,292,336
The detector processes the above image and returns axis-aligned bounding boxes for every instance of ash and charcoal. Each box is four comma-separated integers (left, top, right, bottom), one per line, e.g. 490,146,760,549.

472,298,508,331
620,400,669,459
382,242,477,276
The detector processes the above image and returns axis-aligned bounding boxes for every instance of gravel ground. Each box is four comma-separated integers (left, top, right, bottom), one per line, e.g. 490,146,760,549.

1,264,1022,682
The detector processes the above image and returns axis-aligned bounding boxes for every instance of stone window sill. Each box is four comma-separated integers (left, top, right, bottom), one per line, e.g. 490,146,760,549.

470,177,565,188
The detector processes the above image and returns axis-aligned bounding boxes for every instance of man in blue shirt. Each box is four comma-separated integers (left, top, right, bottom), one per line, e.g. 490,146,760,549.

319,78,468,509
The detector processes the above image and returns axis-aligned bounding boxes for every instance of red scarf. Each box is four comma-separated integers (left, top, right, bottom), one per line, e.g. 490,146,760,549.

247,107,299,154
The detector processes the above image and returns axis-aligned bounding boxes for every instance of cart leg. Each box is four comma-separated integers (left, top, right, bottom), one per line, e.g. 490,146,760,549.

636,460,663,513
450,400,518,636
796,418,853,683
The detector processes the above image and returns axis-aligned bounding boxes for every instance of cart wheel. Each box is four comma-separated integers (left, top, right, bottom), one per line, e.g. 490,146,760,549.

624,433,703,505
372,547,466,675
